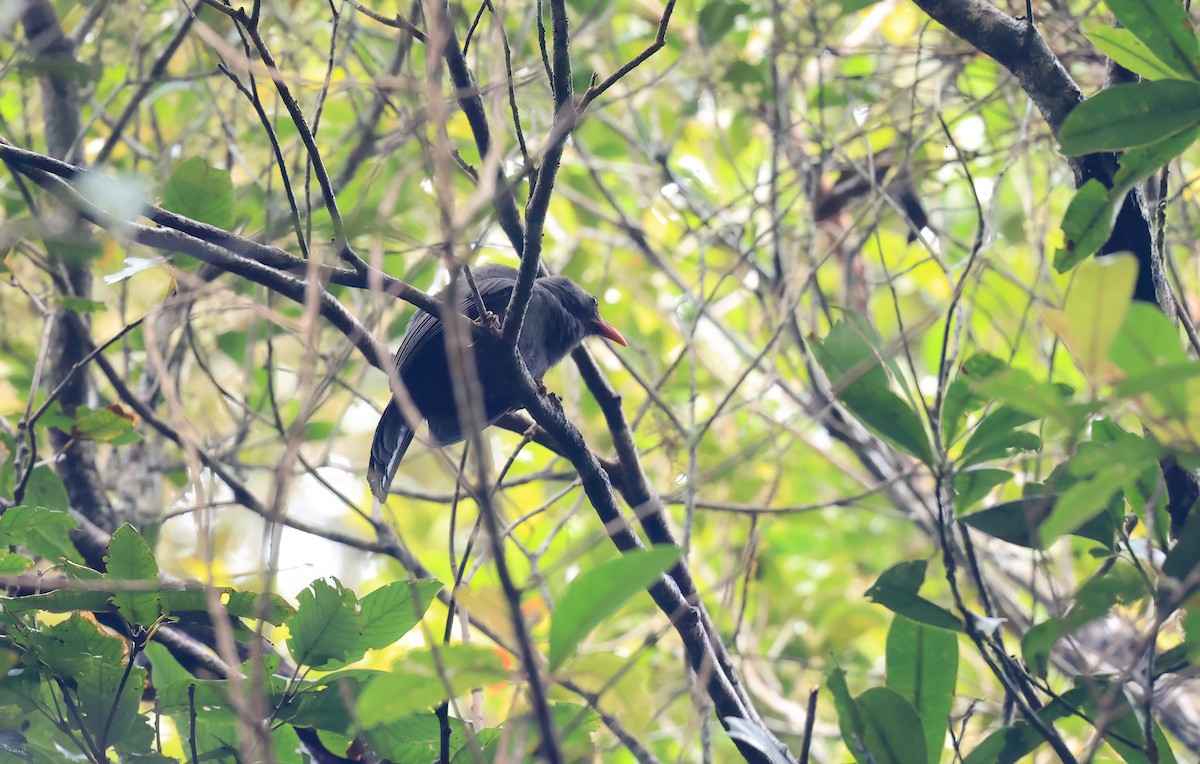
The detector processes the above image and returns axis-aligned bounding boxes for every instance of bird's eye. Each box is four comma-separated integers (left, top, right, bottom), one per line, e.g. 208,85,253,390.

590,295,599,311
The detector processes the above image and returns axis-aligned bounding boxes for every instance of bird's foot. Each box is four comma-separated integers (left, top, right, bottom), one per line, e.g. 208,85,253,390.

535,378,548,397
475,310,502,331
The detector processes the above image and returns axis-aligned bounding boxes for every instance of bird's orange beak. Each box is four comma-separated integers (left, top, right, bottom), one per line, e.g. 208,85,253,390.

591,317,628,346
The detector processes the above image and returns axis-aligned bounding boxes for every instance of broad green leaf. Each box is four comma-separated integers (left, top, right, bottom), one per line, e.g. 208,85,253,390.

105,524,161,627
1043,254,1138,379
156,587,295,625
963,686,1090,763
960,495,1056,548
942,352,1006,444
1058,80,1200,155
1084,25,1185,80
1105,0,1200,80
0,550,32,574
549,546,681,670
1039,459,1151,546
162,157,235,229
953,468,1012,511
865,561,963,632
960,406,1041,467
855,687,928,764
827,666,871,761
357,645,509,726
1112,125,1200,193
1020,620,1063,679
0,505,80,563
1,587,113,614
23,466,69,511
358,579,443,650
962,479,1118,550
288,578,361,669
812,320,933,463
839,385,935,465
224,589,296,625
811,318,890,391
1054,180,1118,272
1068,561,1148,628
1060,127,1200,269
698,1,751,48
886,615,957,763
71,405,140,444
970,369,1082,429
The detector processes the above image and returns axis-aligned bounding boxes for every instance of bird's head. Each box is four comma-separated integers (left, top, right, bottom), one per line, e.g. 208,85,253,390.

541,276,628,348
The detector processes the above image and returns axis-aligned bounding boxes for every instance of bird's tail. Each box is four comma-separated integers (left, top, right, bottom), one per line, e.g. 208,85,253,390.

368,402,417,502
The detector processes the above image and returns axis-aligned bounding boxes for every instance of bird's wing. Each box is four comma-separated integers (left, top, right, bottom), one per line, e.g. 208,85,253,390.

392,264,520,373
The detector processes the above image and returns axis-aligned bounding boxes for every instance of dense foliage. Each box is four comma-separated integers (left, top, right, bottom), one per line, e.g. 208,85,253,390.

3,0,1200,761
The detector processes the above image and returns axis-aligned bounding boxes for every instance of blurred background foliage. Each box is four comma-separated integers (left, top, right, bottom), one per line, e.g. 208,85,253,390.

4,0,1200,760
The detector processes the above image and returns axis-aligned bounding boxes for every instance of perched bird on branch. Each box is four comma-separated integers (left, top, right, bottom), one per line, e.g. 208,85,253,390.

368,264,627,501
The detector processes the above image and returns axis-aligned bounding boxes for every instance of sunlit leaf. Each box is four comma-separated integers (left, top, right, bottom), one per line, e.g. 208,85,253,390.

549,546,681,670
886,615,957,763
162,157,235,229
865,561,963,632
105,524,161,627
1059,80,1200,155
1105,0,1200,80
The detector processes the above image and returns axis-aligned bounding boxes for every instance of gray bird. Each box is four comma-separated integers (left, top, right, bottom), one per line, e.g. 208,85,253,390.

368,264,627,500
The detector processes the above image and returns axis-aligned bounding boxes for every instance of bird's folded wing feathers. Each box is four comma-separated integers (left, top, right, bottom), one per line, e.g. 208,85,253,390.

393,265,520,372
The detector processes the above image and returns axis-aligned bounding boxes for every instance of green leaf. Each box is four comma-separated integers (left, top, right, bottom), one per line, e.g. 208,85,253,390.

71,405,140,444
812,319,933,463
287,578,361,669
1112,125,1200,193
357,645,509,726
963,686,1090,763
23,466,69,511
698,0,751,47
1105,0,1200,80
1043,254,1138,378
827,666,871,761
1084,25,1183,80
959,406,1040,467
1054,180,1118,272
1068,561,1148,628
358,579,443,650
224,589,296,625
960,494,1056,548
156,587,295,625
953,468,1011,511
1059,126,1200,269
0,505,80,563
105,524,161,627
162,157,235,229
549,546,681,670
865,561,963,632
886,616,957,763
839,386,935,465
942,352,1006,444
1038,464,1136,546
1,587,113,615
854,687,928,764
1058,80,1200,156
1020,620,1063,679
